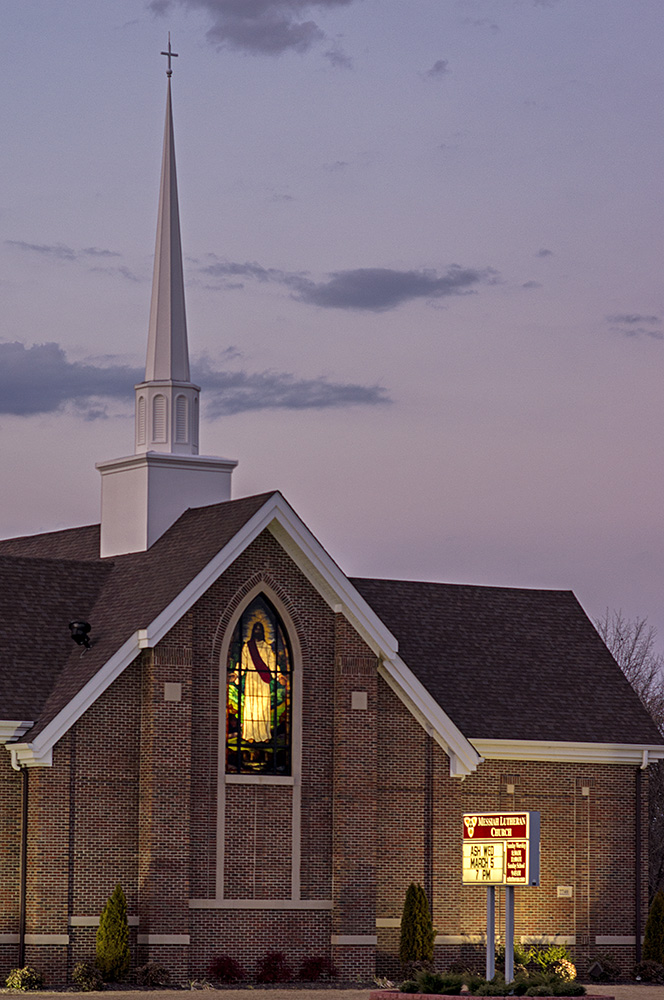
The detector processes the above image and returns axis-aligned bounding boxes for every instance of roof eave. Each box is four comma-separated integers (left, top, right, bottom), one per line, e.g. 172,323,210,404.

3,492,478,775
471,736,664,766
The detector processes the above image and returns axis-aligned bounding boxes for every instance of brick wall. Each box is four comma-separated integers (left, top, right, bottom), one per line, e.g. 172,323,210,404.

0,525,653,985
376,679,649,977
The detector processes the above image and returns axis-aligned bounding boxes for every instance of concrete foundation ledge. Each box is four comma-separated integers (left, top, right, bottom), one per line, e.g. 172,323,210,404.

370,991,615,1000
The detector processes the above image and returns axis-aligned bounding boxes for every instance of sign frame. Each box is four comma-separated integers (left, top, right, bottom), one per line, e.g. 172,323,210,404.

462,811,540,887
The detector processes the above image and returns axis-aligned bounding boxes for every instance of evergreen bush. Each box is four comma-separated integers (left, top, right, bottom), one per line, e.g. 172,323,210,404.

5,966,45,991
96,883,130,981
635,959,664,983
134,962,171,988
72,961,104,991
644,890,664,964
399,882,435,969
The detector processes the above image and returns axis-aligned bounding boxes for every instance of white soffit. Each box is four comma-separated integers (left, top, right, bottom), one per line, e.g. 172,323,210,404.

471,737,664,765
0,721,34,743
5,491,478,775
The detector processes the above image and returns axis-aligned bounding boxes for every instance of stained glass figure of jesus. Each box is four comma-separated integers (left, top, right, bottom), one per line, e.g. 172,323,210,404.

226,595,292,775
241,620,275,743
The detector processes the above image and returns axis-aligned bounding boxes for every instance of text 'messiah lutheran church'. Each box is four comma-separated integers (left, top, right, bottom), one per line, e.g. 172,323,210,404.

1,52,663,985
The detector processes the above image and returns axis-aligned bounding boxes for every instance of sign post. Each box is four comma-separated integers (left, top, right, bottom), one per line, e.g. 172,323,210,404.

462,812,540,983
486,885,495,980
505,886,515,983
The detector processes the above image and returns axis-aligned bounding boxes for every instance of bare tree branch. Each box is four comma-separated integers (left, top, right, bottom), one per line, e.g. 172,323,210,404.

594,609,664,899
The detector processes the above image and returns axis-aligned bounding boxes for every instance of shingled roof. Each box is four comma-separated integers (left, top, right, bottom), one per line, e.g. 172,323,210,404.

0,493,273,738
351,577,663,746
1,494,661,756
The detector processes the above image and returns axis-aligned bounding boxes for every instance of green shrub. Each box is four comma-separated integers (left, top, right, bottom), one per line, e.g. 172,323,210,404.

587,952,621,982
527,942,574,975
413,970,464,994
399,882,435,970
96,883,130,981
475,976,511,997
635,959,664,983
5,966,45,991
72,961,104,991
134,962,171,988
495,940,530,971
644,891,664,964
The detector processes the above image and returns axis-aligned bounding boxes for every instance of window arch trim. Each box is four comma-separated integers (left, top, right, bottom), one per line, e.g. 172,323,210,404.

217,579,304,785
216,579,304,899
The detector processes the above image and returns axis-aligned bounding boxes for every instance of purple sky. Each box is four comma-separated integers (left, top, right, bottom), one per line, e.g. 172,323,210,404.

1,1,663,649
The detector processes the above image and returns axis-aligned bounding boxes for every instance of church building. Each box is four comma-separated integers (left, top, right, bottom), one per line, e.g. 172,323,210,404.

1,62,663,987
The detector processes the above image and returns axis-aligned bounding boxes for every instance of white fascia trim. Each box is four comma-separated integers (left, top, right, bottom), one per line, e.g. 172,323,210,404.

7,497,288,766
8,631,144,767
268,505,398,654
9,492,475,773
8,492,399,768
379,660,480,777
471,737,664,766
0,721,34,742
268,504,479,777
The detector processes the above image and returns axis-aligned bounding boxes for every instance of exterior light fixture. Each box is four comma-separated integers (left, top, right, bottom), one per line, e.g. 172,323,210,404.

69,621,92,649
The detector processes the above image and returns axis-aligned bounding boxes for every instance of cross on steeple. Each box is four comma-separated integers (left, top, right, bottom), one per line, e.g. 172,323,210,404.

161,33,178,77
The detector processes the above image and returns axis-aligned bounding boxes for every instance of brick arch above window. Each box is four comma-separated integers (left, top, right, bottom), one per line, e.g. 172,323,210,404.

212,571,308,668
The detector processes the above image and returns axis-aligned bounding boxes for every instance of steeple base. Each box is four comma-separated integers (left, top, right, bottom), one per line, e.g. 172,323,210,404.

97,451,237,557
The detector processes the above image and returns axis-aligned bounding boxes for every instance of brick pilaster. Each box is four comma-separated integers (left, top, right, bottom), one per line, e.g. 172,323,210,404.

332,614,378,977
138,630,192,980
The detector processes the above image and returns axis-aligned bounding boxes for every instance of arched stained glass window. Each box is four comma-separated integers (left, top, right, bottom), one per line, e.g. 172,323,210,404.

226,595,292,775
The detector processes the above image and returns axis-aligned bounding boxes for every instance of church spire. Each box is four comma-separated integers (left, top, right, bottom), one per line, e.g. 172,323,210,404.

135,52,200,454
97,41,236,558
145,56,189,382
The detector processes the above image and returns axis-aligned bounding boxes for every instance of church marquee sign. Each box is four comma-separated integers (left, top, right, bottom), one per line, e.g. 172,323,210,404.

462,811,540,886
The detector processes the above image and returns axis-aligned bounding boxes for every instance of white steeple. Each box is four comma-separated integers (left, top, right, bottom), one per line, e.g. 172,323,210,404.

97,45,236,558
135,68,200,456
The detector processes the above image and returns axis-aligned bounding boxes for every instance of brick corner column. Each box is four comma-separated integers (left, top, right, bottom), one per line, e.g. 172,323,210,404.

138,633,193,984
331,614,378,979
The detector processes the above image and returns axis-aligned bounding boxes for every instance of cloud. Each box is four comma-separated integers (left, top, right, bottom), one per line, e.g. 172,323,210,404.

198,258,496,311
0,342,141,417
536,248,553,257
425,59,449,79
462,17,499,34
200,258,295,284
606,314,663,340
0,341,389,418
7,239,127,268
522,281,542,289
607,314,661,326
196,356,389,415
82,247,122,259
6,240,78,261
290,265,496,311
149,0,357,57
324,42,353,68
